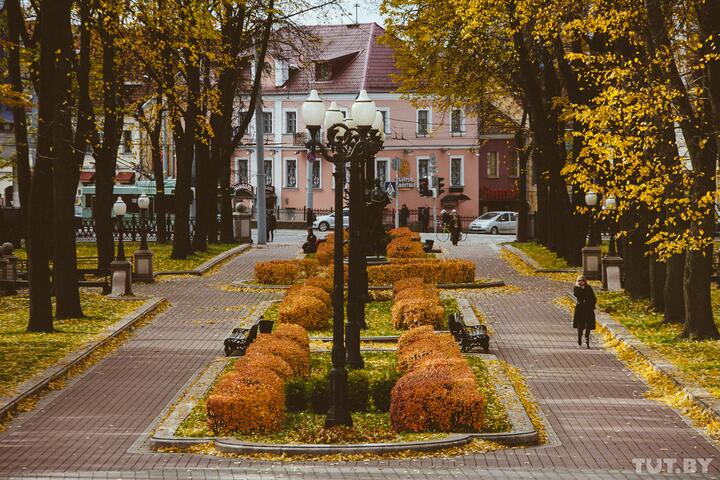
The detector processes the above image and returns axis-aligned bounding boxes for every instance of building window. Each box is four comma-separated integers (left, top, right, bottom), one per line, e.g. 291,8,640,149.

487,152,499,178
264,159,273,185
262,111,273,134
315,62,332,81
285,159,297,188
418,157,429,185
508,153,520,178
417,109,430,135
378,109,390,134
450,157,463,186
312,159,322,189
235,158,249,184
450,109,463,134
285,111,297,134
376,159,388,185
122,130,132,154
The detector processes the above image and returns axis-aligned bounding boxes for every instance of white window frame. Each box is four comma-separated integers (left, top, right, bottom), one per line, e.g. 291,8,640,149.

375,157,390,185
449,155,464,186
487,152,499,179
377,107,391,134
284,157,298,188
449,108,465,135
416,156,430,187
416,108,431,136
262,110,273,134
283,109,298,134
234,157,249,184
309,157,322,189
264,159,273,185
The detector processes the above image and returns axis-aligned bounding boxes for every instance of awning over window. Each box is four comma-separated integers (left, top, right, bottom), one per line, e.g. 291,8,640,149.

115,171,135,184
440,194,471,206
479,187,517,202
79,171,95,184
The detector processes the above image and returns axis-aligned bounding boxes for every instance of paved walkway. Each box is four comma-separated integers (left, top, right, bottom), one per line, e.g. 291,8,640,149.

0,237,718,479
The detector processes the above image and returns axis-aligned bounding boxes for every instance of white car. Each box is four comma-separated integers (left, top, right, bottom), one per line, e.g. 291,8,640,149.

313,209,349,231
469,211,518,234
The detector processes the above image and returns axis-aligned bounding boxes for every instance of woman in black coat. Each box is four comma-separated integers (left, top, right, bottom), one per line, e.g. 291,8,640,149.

573,275,596,349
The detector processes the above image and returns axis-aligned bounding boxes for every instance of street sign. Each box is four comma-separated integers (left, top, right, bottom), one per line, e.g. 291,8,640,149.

385,181,396,197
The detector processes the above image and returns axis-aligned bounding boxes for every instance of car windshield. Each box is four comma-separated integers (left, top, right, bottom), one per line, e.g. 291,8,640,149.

477,212,499,220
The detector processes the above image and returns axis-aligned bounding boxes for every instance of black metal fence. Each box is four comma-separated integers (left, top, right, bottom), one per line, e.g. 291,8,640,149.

75,215,198,241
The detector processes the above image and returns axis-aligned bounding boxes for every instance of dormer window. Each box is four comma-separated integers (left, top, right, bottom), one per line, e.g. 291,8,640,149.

315,62,332,81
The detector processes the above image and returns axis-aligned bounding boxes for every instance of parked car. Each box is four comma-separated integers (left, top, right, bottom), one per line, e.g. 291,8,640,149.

469,211,518,234
313,209,349,231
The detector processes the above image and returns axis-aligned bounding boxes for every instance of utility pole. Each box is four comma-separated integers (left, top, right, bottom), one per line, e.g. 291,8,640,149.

254,46,267,245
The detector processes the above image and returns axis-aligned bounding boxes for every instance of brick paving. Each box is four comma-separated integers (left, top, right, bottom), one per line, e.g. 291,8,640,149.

0,237,718,479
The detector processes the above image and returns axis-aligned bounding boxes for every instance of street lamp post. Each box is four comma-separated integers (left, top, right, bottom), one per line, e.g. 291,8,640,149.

134,193,154,282
601,195,623,291
109,197,133,296
581,191,602,280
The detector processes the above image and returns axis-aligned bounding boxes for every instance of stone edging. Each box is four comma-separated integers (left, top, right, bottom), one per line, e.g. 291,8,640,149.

154,244,251,277
231,280,506,290
502,245,579,274
149,351,538,454
0,297,166,423
566,292,720,427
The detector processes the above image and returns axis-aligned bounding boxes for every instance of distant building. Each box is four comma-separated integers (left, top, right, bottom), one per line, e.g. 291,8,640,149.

0,104,16,207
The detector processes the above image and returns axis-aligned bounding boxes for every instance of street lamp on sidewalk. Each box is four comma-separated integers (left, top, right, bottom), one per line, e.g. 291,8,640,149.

581,191,602,280
110,196,133,296
601,194,623,291
134,193,154,282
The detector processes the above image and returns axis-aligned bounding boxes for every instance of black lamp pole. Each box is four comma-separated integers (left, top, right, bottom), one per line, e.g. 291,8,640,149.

140,208,148,251
116,214,126,261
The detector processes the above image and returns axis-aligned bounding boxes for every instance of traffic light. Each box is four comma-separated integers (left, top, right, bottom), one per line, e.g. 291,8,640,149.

436,177,445,196
418,177,431,196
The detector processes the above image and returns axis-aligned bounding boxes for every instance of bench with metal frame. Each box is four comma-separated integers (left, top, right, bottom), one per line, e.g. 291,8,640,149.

223,316,274,357
448,311,490,353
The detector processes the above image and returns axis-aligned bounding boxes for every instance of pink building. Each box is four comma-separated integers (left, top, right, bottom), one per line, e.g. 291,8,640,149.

232,23,520,220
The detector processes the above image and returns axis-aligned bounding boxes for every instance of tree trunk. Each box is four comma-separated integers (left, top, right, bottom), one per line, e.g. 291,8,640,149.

664,252,685,324
27,0,60,332
649,256,666,312
515,123,530,242
150,113,167,244
192,136,209,251
622,217,651,299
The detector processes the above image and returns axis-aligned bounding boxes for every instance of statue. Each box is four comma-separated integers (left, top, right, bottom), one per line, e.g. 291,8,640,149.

366,178,390,257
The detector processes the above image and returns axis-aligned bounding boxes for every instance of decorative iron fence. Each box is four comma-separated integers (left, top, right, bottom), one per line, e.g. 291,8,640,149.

75,215,199,241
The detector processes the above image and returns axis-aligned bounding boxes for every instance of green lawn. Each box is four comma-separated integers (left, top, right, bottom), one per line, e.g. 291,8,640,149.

16,242,238,273
509,242,572,270
0,290,143,396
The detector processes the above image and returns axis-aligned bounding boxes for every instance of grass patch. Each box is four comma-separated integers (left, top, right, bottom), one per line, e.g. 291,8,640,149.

175,351,510,443
510,242,572,270
17,242,238,273
0,290,143,395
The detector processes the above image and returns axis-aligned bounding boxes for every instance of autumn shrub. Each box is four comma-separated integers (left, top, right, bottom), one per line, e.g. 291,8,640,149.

206,368,285,434
394,284,439,302
278,294,331,331
396,333,461,373
237,352,294,381
316,231,349,266
246,334,311,378
396,325,435,353
386,237,425,259
392,298,446,330
393,277,425,295
388,226,420,240
368,259,475,285
304,276,334,293
285,378,307,412
370,371,401,412
254,260,302,285
348,370,370,412
272,323,310,349
389,364,484,432
308,376,329,413
287,284,332,308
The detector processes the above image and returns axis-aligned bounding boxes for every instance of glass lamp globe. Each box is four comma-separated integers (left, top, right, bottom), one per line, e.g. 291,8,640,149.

324,101,345,130
301,89,326,127
113,196,127,217
344,115,357,130
351,90,377,127
372,111,384,132
138,193,150,210
604,195,617,210
585,191,598,207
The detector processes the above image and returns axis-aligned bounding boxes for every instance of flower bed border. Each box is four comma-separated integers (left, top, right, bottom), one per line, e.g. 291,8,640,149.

502,245,579,274
154,244,251,277
148,352,538,455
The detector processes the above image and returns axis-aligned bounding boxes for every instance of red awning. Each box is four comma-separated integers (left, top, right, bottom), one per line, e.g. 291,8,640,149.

79,171,95,184
479,187,518,202
115,171,135,184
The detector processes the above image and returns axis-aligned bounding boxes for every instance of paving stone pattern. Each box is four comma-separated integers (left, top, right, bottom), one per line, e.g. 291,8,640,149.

0,239,718,479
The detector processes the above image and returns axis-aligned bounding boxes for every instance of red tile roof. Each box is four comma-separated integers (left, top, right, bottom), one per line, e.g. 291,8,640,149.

265,23,398,95
114,172,135,184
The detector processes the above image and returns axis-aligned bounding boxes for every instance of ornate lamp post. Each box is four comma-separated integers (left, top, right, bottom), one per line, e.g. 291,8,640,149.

109,196,133,296
133,193,154,282
581,191,602,280
301,89,384,427
601,195,623,290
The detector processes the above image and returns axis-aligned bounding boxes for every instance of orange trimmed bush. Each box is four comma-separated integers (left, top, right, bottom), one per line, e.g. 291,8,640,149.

316,231,350,266
368,259,475,285
286,284,332,308
278,294,331,331
206,368,286,434
396,325,435,352
304,276,333,293
386,237,425,259
392,298,445,330
389,364,484,432
254,260,302,285
396,333,461,373
394,284,439,302
272,323,310,349
393,277,424,295
247,334,311,378
238,352,294,381
388,226,420,240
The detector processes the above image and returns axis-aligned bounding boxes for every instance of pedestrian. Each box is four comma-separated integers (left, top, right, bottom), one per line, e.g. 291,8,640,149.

449,210,462,246
440,209,450,230
399,204,410,228
267,211,277,242
573,274,596,349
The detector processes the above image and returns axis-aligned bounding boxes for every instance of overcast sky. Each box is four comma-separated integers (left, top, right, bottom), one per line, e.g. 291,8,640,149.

296,0,386,27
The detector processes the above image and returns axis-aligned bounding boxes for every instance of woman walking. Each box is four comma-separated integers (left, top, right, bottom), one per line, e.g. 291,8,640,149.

449,211,462,246
573,275,596,349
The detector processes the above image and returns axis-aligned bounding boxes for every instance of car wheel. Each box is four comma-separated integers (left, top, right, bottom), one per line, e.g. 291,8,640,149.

319,221,329,232
490,226,499,234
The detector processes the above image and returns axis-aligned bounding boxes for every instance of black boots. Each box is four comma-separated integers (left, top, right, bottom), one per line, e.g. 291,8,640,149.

586,335,590,349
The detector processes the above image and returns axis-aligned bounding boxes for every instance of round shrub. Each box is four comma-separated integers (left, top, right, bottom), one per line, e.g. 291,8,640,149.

308,376,329,414
394,284,439,302
272,323,310,349
393,277,425,295
389,365,484,433
254,260,302,285
388,226,420,240
278,295,331,331
285,378,307,412
287,284,332,308
304,276,334,293
348,370,370,412
247,334,311,378
397,326,435,353
386,237,425,259
238,352,293,381
391,297,445,330
370,371,401,412
397,333,461,373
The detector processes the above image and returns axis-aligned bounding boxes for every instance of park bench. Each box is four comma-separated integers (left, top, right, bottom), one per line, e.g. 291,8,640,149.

223,316,274,357
448,311,490,353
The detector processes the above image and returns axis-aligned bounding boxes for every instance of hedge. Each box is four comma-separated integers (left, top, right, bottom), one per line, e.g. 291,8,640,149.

392,279,445,330
237,352,294,380
386,237,425,259
388,227,421,241
272,322,310,349
246,334,311,378
254,259,319,285
368,259,475,285
278,294,331,331
316,231,349,266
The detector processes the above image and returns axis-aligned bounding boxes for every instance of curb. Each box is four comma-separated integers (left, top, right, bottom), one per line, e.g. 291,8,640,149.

154,244,251,277
502,245,580,274
0,297,166,423
565,292,720,426
231,280,506,290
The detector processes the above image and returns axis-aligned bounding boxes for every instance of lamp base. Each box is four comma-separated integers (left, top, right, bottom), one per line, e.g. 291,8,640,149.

324,367,352,427
133,249,154,283
601,256,624,291
109,259,133,296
